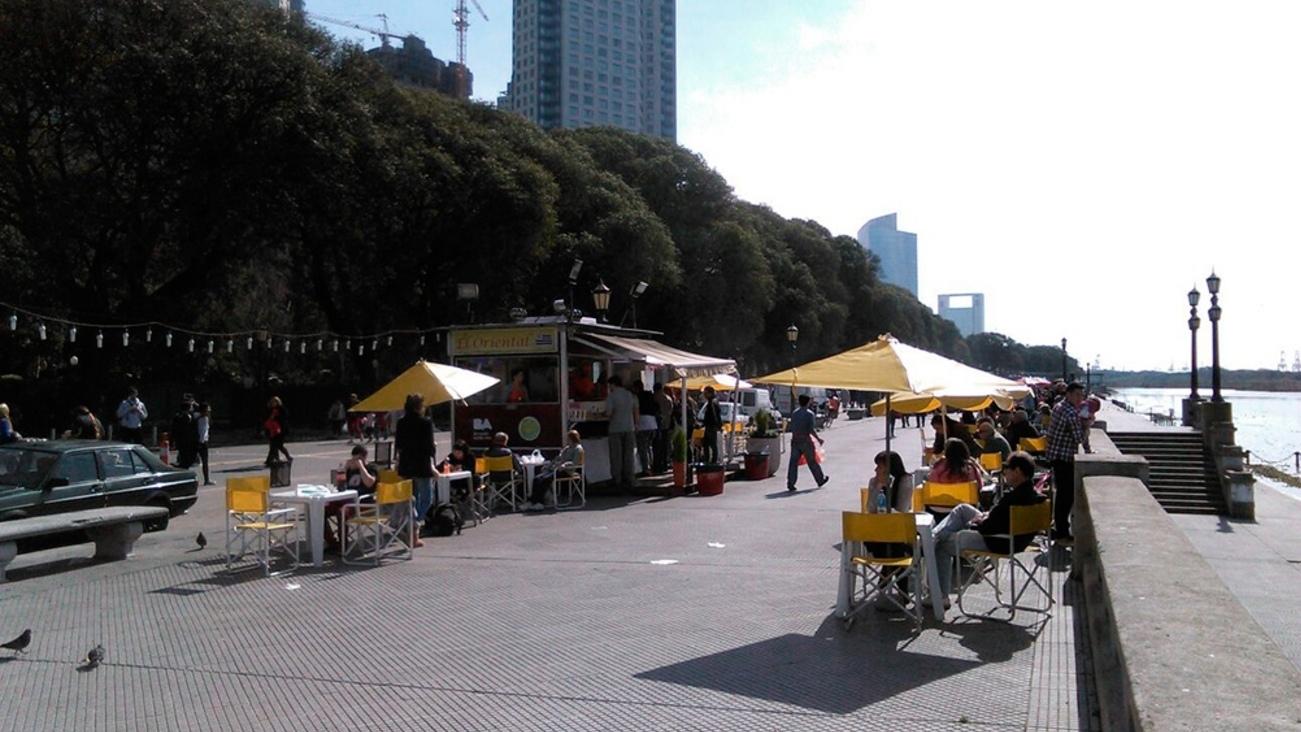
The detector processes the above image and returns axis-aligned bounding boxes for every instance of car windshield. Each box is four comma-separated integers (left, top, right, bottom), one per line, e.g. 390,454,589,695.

0,446,58,490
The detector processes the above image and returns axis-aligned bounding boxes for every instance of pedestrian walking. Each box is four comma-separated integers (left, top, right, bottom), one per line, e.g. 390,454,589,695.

115,387,147,444
634,380,657,476
1047,382,1090,541
172,397,199,469
327,398,346,438
787,394,829,492
196,402,213,485
346,393,363,442
652,383,673,473
263,397,291,466
700,386,722,464
395,393,435,546
604,375,638,491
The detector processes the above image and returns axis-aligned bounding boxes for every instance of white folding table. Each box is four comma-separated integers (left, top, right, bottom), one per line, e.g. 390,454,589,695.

271,486,359,568
836,511,945,622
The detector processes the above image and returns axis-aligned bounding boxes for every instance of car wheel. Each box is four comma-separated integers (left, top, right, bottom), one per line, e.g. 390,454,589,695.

144,495,171,532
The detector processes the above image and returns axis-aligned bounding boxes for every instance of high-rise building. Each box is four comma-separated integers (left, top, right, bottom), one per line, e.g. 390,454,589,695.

938,293,986,338
366,36,474,99
503,0,676,140
856,213,918,297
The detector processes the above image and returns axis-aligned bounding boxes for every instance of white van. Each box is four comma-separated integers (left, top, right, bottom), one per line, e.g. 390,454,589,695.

735,387,775,418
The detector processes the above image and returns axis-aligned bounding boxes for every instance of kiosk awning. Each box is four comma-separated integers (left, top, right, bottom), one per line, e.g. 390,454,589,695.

572,333,735,379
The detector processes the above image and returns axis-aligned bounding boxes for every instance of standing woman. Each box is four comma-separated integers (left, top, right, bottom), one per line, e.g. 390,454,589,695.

196,403,213,485
263,397,291,466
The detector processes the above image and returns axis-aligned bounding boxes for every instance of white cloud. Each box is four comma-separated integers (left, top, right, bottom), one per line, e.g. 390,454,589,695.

680,1,1301,370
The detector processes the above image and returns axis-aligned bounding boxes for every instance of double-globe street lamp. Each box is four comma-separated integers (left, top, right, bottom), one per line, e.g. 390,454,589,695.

1206,271,1223,403
1187,286,1200,400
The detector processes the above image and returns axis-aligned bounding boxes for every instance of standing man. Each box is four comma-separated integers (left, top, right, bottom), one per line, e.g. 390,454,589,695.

652,383,674,474
787,394,829,492
171,396,199,470
1047,382,1090,542
604,375,638,491
634,380,658,477
700,386,722,464
115,387,148,445
395,393,435,548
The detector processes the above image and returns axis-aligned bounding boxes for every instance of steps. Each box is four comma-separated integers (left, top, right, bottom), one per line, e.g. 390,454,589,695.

1107,432,1227,515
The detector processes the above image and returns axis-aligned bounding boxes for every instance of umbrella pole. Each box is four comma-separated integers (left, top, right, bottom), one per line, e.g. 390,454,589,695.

680,375,688,465
885,394,892,455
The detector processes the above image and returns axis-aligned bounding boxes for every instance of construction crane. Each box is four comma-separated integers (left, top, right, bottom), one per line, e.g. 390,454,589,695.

309,12,406,49
453,0,489,67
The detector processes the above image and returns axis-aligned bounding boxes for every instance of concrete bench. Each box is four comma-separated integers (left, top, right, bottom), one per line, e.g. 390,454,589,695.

0,506,169,581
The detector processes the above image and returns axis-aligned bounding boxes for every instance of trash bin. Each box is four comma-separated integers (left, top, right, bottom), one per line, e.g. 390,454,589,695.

269,459,292,488
695,463,725,496
743,452,769,481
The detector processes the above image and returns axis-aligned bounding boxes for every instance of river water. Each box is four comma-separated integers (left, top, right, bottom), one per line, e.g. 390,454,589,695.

1113,388,1301,481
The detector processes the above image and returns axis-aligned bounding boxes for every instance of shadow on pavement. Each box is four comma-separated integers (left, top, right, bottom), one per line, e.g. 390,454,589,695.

635,629,980,714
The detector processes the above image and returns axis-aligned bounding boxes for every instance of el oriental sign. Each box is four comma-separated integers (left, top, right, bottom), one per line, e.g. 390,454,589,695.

452,327,558,355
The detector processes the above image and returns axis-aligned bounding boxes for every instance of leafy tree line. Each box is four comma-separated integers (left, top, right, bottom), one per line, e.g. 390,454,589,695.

0,0,1055,398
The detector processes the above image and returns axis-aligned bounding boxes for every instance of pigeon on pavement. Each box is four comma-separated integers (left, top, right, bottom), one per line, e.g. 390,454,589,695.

195,532,207,550
1,629,30,655
82,644,104,669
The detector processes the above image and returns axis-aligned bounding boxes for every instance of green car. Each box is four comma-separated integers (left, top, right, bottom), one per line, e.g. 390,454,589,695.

0,441,199,531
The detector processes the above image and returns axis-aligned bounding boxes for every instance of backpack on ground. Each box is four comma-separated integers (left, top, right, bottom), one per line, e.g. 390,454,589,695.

426,503,462,537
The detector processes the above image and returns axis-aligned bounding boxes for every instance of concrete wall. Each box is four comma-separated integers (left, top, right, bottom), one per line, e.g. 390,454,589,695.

1074,474,1301,730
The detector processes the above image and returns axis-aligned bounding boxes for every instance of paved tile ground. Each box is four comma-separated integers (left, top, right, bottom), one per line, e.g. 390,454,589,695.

0,418,1097,731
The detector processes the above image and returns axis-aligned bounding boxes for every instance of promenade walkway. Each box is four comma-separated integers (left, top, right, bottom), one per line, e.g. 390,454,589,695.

1098,398,1301,674
0,418,1096,731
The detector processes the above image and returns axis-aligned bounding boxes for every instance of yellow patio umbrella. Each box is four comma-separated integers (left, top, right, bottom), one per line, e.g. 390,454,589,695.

683,373,753,391
752,335,1029,452
869,392,1020,416
350,360,500,412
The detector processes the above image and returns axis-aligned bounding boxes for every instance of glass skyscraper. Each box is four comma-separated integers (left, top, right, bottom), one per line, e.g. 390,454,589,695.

504,0,676,141
938,293,986,337
856,213,918,297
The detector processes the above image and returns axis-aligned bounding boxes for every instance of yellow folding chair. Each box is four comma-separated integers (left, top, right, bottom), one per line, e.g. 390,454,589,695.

979,452,1004,473
378,468,401,483
839,511,922,630
484,455,520,513
1018,436,1048,454
342,479,414,565
225,476,299,576
912,480,980,512
956,500,1054,621
553,451,586,509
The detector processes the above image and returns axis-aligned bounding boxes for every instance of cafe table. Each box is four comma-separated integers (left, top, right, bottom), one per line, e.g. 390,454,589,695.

434,470,470,505
517,453,546,507
836,511,945,622
271,485,359,568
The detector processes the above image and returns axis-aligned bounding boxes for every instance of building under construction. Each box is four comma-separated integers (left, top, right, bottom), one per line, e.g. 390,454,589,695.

366,36,473,99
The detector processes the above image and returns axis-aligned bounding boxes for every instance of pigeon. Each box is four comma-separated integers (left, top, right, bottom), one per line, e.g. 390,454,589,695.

82,644,104,669
195,532,207,550
1,629,30,655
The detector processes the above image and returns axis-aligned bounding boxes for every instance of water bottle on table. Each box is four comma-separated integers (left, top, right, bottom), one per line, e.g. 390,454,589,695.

876,490,888,514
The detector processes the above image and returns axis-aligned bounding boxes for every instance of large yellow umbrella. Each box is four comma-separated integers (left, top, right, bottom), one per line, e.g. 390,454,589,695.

752,335,1029,452
350,360,500,412
869,392,1020,416
683,373,753,391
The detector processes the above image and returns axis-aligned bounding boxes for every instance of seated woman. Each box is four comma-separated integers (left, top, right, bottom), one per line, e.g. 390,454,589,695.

484,432,522,508
438,439,478,500
865,450,914,514
523,430,584,511
928,438,985,484
929,413,977,457
931,452,1047,611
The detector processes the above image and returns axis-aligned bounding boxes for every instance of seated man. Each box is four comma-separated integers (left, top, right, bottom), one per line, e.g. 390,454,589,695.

523,430,584,511
485,432,522,506
931,452,1046,611
1005,408,1040,445
976,419,1012,461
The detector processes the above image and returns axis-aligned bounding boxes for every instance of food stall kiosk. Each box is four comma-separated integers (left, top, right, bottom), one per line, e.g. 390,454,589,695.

447,317,736,483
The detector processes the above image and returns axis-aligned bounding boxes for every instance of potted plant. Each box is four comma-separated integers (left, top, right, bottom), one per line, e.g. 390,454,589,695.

746,408,783,477
670,427,690,492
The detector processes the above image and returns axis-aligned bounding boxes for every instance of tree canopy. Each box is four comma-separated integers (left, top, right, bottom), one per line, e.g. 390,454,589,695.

0,0,1056,392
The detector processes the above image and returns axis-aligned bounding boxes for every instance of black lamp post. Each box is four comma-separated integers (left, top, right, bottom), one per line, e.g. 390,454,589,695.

1060,337,1068,381
1187,286,1201,400
456,282,479,323
1207,271,1222,402
786,324,799,358
622,281,649,328
592,279,611,323
567,259,583,313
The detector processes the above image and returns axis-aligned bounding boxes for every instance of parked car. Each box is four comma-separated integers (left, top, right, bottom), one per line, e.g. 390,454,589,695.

0,441,198,531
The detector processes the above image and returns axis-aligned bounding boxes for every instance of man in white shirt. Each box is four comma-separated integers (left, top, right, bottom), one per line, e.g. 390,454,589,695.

115,387,148,445
604,375,639,491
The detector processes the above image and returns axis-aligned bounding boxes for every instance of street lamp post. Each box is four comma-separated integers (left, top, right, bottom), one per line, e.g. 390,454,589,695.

1060,337,1068,381
592,280,612,323
1187,286,1201,400
1207,271,1222,402
786,324,799,358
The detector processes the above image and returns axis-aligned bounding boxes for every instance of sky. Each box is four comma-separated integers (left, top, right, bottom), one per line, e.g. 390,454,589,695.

304,0,1299,372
